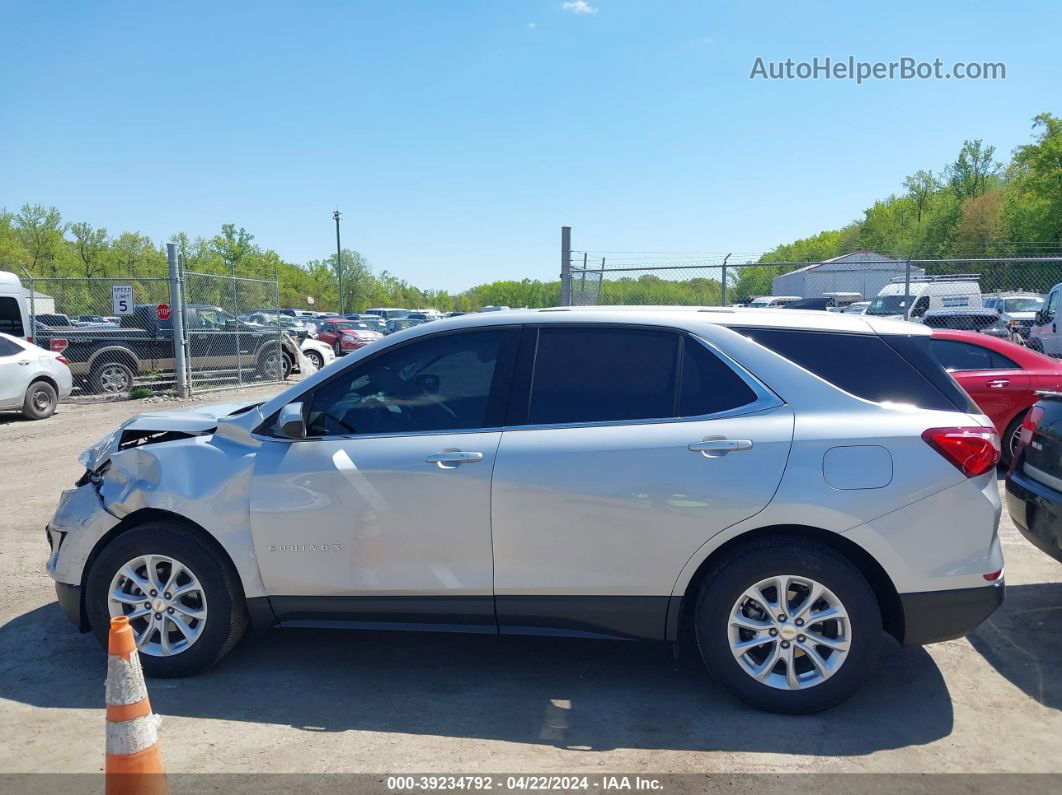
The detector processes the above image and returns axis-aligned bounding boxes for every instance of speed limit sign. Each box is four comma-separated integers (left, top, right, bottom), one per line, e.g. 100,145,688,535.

112,285,134,315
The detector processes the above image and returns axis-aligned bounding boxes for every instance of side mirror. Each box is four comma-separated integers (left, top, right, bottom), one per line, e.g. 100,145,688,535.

415,373,441,394
273,402,306,439
1036,310,1048,325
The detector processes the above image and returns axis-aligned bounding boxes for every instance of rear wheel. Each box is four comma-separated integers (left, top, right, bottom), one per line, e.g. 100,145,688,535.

1001,411,1026,468
22,380,57,419
694,537,882,714
90,359,134,394
85,521,248,677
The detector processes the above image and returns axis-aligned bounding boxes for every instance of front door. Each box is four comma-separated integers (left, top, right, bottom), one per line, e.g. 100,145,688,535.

490,326,794,640
250,326,518,630
0,336,33,409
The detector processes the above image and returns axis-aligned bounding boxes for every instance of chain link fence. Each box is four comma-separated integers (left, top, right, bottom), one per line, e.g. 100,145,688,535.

22,264,304,400
563,243,1062,350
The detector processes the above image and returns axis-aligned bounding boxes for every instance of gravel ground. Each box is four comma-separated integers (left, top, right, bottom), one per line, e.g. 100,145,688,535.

0,391,1060,776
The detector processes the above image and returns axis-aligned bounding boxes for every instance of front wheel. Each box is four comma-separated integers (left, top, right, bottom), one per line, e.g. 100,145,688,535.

85,521,248,677
305,349,324,370
694,537,882,714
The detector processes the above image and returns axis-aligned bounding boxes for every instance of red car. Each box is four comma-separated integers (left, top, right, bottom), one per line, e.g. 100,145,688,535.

931,330,1062,464
316,320,383,355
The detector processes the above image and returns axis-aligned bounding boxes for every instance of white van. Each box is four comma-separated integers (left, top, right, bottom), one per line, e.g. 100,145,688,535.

0,271,29,339
747,295,802,309
865,274,982,320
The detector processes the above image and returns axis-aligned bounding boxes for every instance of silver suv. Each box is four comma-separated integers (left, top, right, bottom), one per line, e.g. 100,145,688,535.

46,308,1004,713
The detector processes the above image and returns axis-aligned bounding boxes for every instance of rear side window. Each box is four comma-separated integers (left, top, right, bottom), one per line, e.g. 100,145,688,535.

524,327,759,425
0,297,23,336
734,327,968,412
528,327,679,424
679,337,757,416
0,336,23,356
930,339,1018,371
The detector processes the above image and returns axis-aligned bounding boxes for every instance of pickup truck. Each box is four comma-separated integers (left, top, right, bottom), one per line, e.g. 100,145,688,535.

32,304,296,394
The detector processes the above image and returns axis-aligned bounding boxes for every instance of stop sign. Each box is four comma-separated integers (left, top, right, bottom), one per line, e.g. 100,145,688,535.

156,303,171,321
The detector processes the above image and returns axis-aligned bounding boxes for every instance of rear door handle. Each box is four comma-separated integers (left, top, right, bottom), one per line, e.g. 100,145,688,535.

987,379,1010,388
689,437,753,457
426,451,484,468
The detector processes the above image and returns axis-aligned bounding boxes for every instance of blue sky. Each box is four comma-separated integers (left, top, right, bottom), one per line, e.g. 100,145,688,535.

2,1,1058,291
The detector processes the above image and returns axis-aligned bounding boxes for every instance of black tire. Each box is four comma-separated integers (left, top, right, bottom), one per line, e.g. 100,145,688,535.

333,341,343,357
90,359,135,395
85,521,248,677
255,346,285,382
22,380,57,420
694,536,882,714
305,350,324,370
1001,411,1026,468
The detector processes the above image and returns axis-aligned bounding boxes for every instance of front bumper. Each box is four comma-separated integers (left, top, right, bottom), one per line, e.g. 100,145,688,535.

1006,470,1062,563
55,582,86,630
899,580,1004,645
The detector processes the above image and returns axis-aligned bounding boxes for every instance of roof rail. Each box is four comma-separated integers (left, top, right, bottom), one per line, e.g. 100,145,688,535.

888,273,982,283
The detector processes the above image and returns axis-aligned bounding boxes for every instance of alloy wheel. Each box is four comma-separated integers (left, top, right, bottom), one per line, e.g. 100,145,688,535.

728,574,851,690
108,554,208,657
98,363,131,393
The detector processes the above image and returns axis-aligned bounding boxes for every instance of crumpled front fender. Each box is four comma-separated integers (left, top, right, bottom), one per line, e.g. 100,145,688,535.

98,434,269,599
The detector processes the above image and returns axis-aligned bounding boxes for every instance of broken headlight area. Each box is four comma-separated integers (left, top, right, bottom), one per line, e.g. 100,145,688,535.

76,429,204,486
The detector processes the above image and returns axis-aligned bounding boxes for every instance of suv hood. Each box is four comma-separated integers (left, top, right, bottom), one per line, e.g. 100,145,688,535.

79,399,263,471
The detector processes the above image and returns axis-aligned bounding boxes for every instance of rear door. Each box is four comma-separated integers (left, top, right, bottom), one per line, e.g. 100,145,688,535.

930,338,1030,430
490,325,794,640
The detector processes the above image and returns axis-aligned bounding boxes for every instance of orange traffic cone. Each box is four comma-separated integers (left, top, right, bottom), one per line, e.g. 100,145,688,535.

105,616,169,795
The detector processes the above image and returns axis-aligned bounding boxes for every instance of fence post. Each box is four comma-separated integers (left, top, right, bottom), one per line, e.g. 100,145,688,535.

28,278,36,345
560,226,572,306
720,253,731,307
902,257,912,320
232,273,243,387
167,243,190,398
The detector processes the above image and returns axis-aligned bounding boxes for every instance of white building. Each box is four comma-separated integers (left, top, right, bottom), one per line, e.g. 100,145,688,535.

771,251,923,300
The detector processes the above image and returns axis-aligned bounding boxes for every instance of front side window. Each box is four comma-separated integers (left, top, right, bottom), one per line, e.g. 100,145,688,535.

306,329,512,436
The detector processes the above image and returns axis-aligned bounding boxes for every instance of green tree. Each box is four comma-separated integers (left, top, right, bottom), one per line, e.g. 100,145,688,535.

16,204,66,274
69,222,110,277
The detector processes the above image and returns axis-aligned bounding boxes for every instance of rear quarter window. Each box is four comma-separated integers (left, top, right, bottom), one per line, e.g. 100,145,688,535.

733,327,974,413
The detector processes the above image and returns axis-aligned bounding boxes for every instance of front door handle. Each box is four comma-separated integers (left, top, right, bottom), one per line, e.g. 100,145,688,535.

17,360,31,366
689,437,753,457
426,451,484,468
987,379,1010,388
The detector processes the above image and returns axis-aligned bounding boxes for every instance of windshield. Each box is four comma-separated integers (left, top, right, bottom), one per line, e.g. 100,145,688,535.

336,321,370,330
866,295,910,315
1004,297,1043,312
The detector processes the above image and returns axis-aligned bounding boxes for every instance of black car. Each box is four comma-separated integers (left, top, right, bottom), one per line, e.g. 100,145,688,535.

1005,392,1062,563
921,309,1011,338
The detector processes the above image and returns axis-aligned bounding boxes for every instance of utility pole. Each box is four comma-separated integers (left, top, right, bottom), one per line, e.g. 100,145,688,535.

333,210,343,315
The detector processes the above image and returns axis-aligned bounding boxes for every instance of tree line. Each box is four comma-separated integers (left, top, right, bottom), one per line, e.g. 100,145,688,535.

3,111,1059,311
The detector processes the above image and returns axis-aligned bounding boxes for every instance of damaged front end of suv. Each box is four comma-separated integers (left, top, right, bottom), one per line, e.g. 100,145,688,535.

46,400,271,637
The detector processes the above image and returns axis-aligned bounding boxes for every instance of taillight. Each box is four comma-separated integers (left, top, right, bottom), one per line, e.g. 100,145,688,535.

921,426,1000,478
50,338,68,353
1019,406,1045,447
56,355,69,365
